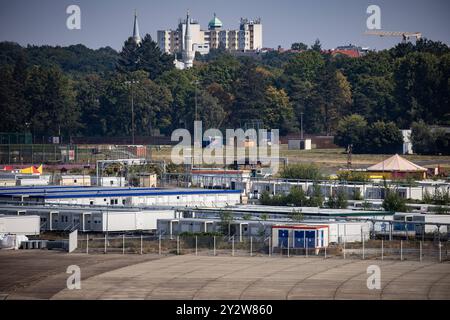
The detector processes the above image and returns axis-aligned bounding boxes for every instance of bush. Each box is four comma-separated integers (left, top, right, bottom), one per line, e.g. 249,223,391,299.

337,170,369,182
326,188,348,209
280,163,323,180
260,186,322,207
382,188,407,212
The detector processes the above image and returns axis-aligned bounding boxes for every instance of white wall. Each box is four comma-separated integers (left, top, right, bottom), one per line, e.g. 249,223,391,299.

0,215,40,235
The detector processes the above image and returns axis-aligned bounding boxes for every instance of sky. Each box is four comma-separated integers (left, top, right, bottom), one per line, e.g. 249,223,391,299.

0,0,449,51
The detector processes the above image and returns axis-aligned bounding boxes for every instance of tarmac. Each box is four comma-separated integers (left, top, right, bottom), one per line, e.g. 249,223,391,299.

1,251,449,300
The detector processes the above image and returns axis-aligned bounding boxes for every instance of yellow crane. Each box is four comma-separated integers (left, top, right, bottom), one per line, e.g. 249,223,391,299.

364,30,422,43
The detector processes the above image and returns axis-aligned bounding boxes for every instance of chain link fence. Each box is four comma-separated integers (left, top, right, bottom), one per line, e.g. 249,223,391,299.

76,233,450,263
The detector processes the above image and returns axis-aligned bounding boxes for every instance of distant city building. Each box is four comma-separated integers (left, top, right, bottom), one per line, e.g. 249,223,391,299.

157,12,263,60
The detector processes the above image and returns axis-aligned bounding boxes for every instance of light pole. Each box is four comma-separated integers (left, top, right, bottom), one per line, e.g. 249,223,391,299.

300,112,304,140
125,80,140,145
194,80,199,121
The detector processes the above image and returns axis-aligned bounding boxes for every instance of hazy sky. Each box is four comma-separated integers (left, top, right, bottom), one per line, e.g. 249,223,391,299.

0,0,449,51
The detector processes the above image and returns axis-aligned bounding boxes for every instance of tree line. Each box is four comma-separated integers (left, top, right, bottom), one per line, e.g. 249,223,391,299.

0,37,449,149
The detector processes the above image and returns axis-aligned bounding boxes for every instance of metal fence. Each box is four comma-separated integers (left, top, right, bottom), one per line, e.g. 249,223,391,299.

75,234,450,263
0,144,155,164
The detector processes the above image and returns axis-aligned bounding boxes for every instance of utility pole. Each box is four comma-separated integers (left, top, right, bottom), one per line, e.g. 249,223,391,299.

300,112,304,140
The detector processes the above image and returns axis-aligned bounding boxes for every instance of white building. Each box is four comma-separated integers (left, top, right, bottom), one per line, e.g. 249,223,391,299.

60,175,91,187
0,206,175,232
91,177,126,187
158,13,263,58
0,186,242,208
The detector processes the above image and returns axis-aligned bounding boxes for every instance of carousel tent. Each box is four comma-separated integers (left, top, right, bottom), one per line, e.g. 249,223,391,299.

367,154,427,172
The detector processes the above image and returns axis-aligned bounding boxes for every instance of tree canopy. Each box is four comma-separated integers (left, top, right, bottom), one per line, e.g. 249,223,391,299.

0,37,448,144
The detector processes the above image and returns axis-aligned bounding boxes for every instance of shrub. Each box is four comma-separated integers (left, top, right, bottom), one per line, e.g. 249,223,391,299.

280,163,323,180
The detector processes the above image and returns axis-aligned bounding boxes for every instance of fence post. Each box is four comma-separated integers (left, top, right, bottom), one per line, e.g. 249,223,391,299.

381,239,384,261
362,236,365,260
86,234,89,254
140,234,143,255
400,240,403,261
287,237,290,258
232,236,235,256
177,236,180,255
343,237,346,260
306,238,309,258
195,236,198,256
158,235,161,255
420,241,422,262
122,234,125,255
324,246,327,259
250,236,253,257
439,242,442,263
269,237,272,257
104,234,107,254
213,236,216,256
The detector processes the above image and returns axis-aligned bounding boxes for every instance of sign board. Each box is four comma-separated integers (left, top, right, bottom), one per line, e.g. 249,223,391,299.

68,229,78,253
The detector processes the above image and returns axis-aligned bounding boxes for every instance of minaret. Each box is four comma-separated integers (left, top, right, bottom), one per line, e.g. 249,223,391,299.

132,10,142,45
182,10,195,68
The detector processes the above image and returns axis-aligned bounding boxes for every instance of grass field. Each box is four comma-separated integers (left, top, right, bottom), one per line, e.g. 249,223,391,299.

150,145,450,172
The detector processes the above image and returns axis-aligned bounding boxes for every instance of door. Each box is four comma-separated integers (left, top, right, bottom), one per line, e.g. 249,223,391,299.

306,230,315,248
294,230,305,248
278,230,288,248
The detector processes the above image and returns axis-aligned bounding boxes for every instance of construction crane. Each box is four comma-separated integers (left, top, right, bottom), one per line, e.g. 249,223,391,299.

364,30,422,43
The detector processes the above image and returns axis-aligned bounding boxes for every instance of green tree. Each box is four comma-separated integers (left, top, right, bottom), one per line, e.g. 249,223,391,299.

218,211,234,236
311,39,322,52
286,187,307,206
326,188,348,209
291,42,308,51
117,34,174,79
263,86,296,134
334,114,367,149
308,183,324,207
382,188,407,212
25,65,79,138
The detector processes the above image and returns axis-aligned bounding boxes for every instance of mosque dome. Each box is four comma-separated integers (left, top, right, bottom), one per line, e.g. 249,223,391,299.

208,13,223,30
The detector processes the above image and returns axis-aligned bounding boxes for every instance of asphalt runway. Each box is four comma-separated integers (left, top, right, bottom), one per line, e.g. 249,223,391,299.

2,251,446,300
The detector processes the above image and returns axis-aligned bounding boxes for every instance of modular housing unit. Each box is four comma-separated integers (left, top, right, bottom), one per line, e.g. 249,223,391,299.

191,169,251,194
16,175,51,186
272,225,329,249
91,176,126,187
394,213,450,235
0,187,243,207
0,215,40,235
157,218,275,240
157,217,370,244
0,205,175,232
60,175,91,186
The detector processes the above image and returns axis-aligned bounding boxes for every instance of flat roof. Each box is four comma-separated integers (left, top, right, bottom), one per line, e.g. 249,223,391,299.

187,205,392,217
0,187,242,199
